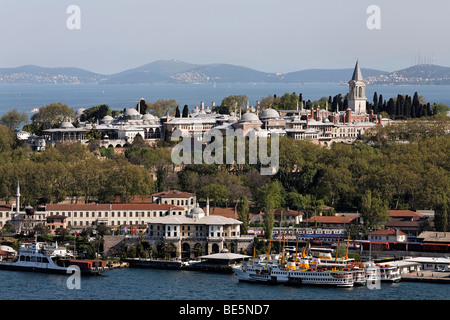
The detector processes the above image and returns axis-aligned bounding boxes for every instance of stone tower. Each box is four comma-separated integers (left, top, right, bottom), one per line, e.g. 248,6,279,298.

348,59,366,114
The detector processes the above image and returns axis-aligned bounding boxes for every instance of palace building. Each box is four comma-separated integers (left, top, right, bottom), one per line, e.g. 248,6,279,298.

26,60,389,150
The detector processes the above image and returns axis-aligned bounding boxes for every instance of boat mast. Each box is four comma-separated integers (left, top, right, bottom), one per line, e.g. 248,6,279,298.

345,232,350,260
335,237,340,263
252,244,256,267
294,235,299,263
265,238,271,267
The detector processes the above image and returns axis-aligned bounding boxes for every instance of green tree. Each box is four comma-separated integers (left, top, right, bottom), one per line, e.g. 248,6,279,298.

263,198,275,239
80,104,111,123
238,196,250,235
30,103,75,132
219,95,248,114
0,109,29,130
360,190,390,232
145,99,179,118
182,105,189,118
199,184,228,212
434,192,449,232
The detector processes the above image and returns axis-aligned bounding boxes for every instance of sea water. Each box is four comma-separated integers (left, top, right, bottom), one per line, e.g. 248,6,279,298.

0,267,448,300
1,83,450,117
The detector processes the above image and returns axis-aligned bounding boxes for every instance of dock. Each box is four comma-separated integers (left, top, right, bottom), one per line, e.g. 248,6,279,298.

401,270,450,284
123,258,184,270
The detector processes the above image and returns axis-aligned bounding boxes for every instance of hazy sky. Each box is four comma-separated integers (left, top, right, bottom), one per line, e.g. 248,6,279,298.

1,0,449,74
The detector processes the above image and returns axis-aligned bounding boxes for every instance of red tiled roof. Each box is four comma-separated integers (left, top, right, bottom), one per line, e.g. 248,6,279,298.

370,228,406,236
0,204,11,211
152,190,195,198
46,215,67,221
202,207,254,220
389,210,423,217
46,203,184,211
303,216,356,224
274,209,304,217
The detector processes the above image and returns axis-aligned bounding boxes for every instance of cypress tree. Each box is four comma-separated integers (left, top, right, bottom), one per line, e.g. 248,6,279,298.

175,106,180,118
377,94,383,114
387,98,395,115
404,96,412,118
182,105,189,118
412,92,420,118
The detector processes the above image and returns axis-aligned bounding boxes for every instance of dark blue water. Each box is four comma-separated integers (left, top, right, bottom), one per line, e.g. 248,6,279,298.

0,268,448,300
1,83,450,117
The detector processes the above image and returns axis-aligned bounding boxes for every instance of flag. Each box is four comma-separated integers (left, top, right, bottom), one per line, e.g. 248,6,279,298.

75,232,81,237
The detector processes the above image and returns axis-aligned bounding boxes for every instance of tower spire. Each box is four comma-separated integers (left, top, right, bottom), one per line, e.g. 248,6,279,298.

351,59,363,82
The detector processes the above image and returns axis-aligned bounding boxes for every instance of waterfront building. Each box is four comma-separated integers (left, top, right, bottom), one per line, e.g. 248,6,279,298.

147,204,253,258
45,203,185,232
46,215,67,235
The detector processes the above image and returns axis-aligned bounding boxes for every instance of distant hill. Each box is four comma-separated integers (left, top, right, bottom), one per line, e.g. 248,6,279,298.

3,60,450,85
282,68,388,83
103,60,200,84
0,65,104,84
367,64,450,85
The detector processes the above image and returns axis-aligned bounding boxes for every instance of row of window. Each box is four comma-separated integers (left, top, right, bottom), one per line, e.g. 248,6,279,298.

52,210,184,218
149,231,237,238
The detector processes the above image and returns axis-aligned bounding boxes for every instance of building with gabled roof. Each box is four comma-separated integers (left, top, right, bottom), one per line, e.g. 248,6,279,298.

368,228,407,242
147,204,253,259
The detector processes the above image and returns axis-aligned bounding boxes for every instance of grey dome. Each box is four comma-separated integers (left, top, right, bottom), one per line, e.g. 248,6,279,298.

60,121,74,129
241,112,261,122
259,108,280,120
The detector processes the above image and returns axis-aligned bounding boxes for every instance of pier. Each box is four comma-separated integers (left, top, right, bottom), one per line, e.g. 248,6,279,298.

401,270,450,284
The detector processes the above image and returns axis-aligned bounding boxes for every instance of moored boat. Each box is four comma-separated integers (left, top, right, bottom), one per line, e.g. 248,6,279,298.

0,242,109,276
233,262,354,287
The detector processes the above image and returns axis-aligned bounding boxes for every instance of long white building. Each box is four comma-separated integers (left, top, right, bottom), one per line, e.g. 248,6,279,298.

29,60,389,150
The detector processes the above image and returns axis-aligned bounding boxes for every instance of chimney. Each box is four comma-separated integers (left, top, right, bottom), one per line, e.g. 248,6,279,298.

346,108,352,123
316,106,320,121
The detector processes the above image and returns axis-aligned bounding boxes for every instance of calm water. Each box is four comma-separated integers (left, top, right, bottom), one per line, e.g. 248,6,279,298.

1,83,450,117
0,267,448,300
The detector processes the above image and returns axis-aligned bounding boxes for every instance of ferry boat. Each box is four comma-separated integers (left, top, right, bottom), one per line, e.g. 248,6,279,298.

377,264,401,283
0,242,109,276
233,262,354,287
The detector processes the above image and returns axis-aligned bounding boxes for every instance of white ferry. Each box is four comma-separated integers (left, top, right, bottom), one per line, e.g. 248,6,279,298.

233,263,354,287
0,242,108,276
377,264,401,283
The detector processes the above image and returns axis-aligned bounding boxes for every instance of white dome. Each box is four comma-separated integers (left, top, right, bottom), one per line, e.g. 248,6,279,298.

60,121,74,129
102,115,114,122
259,108,280,120
125,108,140,116
142,113,156,120
241,112,261,122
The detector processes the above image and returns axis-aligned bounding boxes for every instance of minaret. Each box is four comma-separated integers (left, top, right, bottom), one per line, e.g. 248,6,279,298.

348,59,366,114
15,179,20,214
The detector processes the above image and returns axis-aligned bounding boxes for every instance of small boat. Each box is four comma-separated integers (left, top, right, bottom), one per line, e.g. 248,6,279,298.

0,242,108,276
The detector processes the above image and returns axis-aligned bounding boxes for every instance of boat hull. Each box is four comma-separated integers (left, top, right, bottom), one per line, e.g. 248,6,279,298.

0,263,107,276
